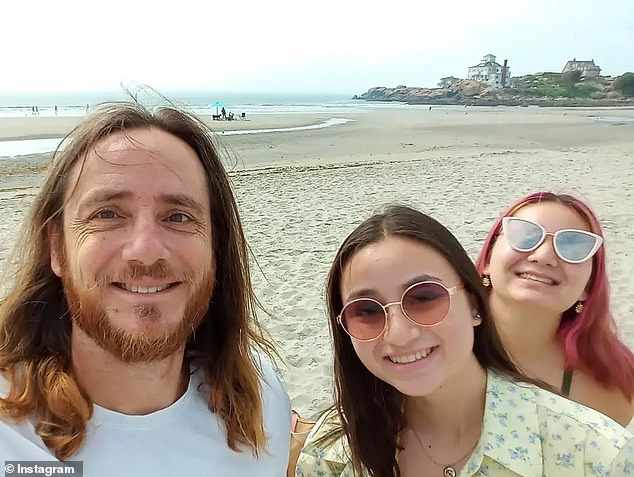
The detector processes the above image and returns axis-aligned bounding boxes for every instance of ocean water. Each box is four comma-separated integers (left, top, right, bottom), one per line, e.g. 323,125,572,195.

0,91,409,157
0,90,407,118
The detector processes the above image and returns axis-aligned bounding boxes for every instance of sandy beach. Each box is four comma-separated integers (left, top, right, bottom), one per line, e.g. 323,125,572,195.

1,105,633,430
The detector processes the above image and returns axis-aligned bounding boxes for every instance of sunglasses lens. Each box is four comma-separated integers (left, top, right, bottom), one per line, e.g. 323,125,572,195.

555,231,599,262
402,282,450,326
340,299,385,340
504,218,543,251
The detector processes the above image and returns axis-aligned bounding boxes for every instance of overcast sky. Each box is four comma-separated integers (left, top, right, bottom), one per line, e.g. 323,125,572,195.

2,0,632,94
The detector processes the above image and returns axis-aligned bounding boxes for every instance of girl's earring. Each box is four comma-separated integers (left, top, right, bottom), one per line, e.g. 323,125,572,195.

575,301,584,314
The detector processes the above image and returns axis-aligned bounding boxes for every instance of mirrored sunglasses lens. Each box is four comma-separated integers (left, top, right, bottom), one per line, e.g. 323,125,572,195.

505,219,543,251
556,231,599,262
341,299,385,339
402,282,450,325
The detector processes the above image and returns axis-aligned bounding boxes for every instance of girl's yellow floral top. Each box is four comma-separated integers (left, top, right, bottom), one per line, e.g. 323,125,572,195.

296,370,633,476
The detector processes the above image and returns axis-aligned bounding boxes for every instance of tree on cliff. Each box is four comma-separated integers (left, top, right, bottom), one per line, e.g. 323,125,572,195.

613,73,634,97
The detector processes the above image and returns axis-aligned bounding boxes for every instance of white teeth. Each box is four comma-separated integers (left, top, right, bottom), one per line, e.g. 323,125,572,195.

520,273,554,285
122,284,167,294
389,348,434,364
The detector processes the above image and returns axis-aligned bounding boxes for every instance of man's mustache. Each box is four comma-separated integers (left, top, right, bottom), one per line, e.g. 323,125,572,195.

89,260,195,288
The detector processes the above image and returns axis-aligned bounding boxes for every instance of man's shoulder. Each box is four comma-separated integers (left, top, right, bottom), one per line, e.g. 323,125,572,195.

190,349,284,391
191,349,290,417
250,349,287,395
0,404,55,459
0,371,53,458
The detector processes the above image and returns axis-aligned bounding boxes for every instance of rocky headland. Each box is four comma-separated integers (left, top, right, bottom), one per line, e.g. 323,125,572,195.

353,78,634,107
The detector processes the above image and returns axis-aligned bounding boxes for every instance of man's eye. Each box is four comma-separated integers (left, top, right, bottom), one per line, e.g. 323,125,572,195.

169,213,191,223
95,210,117,219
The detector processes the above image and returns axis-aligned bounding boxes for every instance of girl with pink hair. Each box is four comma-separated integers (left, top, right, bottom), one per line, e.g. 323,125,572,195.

476,192,634,426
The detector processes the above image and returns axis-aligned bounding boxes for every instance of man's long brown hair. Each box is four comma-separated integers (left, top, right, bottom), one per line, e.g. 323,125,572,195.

325,205,543,477
0,103,275,459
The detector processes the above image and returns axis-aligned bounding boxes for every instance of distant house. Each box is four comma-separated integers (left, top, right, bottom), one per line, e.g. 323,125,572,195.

562,59,601,78
438,76,460,88
467,54,511,88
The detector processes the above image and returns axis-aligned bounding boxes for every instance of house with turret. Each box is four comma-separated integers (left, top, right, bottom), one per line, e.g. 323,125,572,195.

468,54,511,88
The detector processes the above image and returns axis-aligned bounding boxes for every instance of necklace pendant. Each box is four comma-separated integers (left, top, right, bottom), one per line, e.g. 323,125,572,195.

442,465,457,477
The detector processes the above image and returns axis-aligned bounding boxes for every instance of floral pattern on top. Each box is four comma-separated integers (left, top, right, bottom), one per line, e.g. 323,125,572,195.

296,370,634,476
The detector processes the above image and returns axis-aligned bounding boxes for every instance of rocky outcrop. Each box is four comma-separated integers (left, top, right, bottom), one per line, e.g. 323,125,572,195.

353,79,634,107
353,80,513,105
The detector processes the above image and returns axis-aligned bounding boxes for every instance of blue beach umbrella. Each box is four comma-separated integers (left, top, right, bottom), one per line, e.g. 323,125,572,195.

209,101,224,114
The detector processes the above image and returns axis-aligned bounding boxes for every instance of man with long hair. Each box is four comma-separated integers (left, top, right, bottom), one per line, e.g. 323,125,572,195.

0,103,291,476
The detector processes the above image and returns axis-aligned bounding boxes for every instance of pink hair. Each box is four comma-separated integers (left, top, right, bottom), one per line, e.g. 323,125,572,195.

475,192,634,400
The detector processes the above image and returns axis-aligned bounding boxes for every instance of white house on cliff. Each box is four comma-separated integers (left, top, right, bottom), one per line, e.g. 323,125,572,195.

468,54,511,88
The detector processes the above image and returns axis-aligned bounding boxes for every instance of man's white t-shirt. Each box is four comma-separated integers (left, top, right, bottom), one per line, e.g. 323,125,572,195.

0,357,291,476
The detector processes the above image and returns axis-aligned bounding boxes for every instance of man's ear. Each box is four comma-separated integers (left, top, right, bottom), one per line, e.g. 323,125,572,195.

48,223,63,277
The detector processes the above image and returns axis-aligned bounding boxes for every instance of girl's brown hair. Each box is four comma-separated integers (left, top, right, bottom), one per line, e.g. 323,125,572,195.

326,205,539,477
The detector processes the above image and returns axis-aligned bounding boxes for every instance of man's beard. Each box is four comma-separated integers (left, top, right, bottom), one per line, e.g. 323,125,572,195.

61,260,214,363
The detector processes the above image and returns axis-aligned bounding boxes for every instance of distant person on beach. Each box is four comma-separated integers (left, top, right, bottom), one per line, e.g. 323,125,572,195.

221,106,226,120
0,102,291,476
55,105,58,116
294,205,633,476
476,192,634,426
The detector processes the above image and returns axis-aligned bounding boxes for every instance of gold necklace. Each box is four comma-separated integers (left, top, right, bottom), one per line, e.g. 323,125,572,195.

410,427,479,477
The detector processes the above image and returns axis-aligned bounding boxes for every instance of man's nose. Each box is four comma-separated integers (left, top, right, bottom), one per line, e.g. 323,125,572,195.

121,216,170,265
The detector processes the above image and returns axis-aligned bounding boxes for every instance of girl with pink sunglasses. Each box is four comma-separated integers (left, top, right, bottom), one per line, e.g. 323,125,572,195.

476,192,634,426
294,205,632,477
